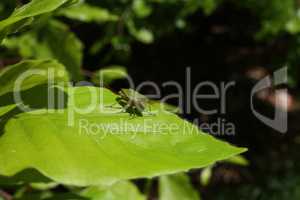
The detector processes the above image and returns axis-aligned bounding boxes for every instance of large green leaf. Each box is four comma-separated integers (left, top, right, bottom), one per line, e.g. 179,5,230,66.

0,59,69,98
0,0,76,43
82,181,145,200
4,20,83,80
159,173,200,200
0,87,246,186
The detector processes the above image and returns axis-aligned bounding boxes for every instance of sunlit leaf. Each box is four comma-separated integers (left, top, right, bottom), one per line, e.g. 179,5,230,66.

92,66,128,85
133,0,152,18
127,20,154,44
0,0,77,43
200,166,212,186
30,182,59,191
133,29,154,44
59,2,118,23
0,59,69,98
224,155,249,166
0,104,15,117
0,87,246,186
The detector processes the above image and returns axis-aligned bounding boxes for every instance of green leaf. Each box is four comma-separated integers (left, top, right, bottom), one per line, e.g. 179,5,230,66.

0,59,69,98
159,173,200,200
0,87,246,186
133,0,152,18
133,28,154,44
127,20,154,44
4,20,83,80
201,0,222,15
200,166,212,186
0,104,16,117
0,0,77,43
92,66,128,85
0,169,52,185
30,182,59,191
82,181,145,200
224,155,249,166
16,192,86,200
286,17,300,34
181,0,221,17
58,2,118,23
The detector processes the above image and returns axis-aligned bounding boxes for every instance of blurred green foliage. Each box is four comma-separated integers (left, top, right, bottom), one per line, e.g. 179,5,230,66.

159,173,200,200
1,0,300,84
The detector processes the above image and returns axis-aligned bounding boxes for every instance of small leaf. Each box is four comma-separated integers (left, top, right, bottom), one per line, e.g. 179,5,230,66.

133,0,152,18
201,0,221,15
159,173,200,200
0,169,52,185
92,66,128,85
224,155,249,166
82,181,145,200
0,59,69,98
0,104,15,117
30,182,59,191
0,0,76,43
4,20,83,80
58,2,118,23
127,20,154,44
286,18,300,34
134,29,154,44
200,166,212,186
